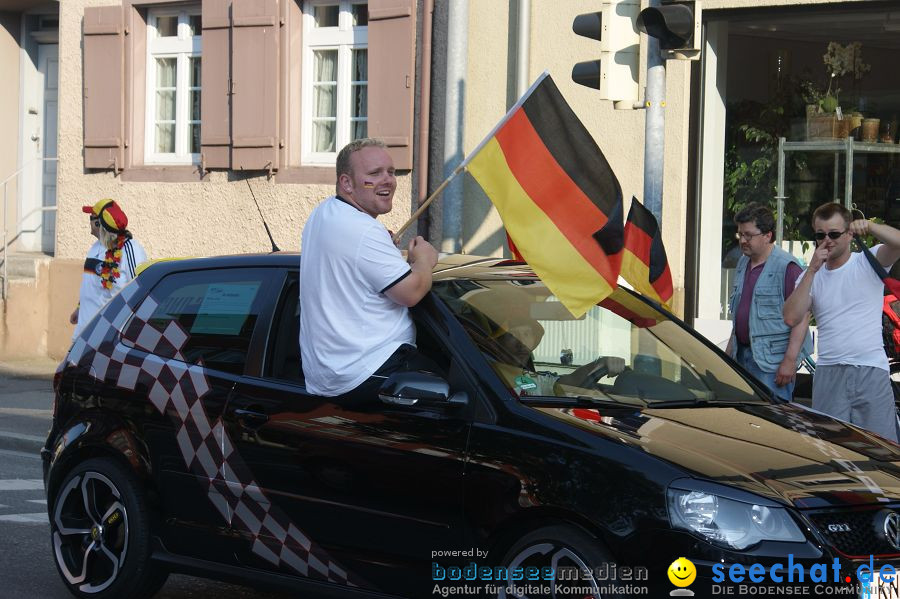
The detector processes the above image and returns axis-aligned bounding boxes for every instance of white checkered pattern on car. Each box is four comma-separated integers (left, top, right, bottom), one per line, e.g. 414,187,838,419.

65,281,366,589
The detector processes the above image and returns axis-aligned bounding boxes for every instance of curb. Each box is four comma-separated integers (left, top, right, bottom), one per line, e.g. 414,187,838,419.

0,431,45,455
0,362,59,381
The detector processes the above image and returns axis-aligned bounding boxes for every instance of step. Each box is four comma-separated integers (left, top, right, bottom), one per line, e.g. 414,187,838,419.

1,252,52,280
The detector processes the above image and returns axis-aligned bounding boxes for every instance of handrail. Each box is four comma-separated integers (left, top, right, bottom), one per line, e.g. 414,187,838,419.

2,156,59,300
0,156,57,187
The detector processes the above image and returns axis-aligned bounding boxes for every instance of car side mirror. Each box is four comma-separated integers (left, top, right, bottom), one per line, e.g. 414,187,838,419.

378,371,468,409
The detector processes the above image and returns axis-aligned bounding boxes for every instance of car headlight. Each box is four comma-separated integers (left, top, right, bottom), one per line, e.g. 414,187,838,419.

667,485,805,550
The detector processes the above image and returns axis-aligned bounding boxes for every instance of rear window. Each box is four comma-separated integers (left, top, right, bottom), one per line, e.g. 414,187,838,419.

122,268,275,375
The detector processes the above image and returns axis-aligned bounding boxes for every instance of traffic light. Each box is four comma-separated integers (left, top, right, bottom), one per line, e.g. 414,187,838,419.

571,0,640,104
637,0,702,60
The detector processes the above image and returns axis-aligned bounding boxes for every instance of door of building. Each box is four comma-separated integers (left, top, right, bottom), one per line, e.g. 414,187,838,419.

20,43,57,253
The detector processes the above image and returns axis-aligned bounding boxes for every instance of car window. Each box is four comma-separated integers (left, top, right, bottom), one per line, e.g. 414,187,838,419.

123,268,274,375
268,277,451,384
433,280,762,404
265,276,302,383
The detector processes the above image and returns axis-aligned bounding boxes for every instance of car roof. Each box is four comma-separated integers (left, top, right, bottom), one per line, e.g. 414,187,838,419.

139,251,539,282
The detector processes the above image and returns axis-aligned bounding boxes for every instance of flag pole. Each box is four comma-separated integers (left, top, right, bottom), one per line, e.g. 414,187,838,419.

392,71,551,241
393,164,465,239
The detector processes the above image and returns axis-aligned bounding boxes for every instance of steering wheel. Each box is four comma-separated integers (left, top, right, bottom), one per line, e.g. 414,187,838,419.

559,356,627,389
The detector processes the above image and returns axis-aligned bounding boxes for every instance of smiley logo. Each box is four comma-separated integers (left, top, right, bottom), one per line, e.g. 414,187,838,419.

667,557,696,587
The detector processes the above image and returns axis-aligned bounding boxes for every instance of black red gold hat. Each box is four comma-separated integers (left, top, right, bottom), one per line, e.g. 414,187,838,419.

82,199,128,233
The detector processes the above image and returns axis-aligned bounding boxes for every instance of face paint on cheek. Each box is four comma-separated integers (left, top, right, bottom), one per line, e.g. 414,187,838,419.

363,181,375,188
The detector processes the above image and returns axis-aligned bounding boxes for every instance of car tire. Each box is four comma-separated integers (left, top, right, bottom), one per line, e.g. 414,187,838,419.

494,523,624,599
50,457,168,599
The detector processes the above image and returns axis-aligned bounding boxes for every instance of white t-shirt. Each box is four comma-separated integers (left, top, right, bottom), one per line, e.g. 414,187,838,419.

299,196,414,396
74,237,147,338
801,245,889,370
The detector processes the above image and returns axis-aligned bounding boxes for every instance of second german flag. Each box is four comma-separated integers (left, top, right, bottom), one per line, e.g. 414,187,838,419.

621,198,673,309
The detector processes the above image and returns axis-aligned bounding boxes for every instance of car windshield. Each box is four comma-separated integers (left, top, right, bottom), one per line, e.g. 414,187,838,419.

433,279,765,406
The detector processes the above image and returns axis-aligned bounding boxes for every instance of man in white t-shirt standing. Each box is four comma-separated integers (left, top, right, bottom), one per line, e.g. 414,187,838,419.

784,202,900,441
299,138,439,397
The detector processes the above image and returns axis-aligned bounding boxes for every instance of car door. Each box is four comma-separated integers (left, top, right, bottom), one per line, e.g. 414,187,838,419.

222,272,472,597
113,266,278,561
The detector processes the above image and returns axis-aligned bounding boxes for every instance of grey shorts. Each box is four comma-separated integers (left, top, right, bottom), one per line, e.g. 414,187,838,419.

812,364,899,442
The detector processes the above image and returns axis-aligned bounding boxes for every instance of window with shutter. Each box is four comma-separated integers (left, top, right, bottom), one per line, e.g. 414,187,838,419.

83,5,126,171
300,1,369,166
367,0,415,170
144,6,202,165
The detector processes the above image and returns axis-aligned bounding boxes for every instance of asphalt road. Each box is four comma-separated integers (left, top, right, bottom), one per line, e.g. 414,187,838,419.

0,370,293,599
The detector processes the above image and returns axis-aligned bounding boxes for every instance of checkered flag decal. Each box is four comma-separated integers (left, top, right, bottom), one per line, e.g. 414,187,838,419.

65,281,367,589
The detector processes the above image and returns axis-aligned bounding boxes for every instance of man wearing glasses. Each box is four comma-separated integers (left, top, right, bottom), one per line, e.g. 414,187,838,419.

726,203,813,402
784,202,900,441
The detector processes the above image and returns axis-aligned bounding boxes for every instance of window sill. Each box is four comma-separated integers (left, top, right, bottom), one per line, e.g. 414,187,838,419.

275,166,334,185
120,165,209,182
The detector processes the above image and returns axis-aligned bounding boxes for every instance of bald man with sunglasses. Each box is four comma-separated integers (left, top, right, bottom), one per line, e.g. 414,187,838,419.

784,202,900,441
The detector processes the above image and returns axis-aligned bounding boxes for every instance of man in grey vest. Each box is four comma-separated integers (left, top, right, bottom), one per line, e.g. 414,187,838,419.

726,203,813,401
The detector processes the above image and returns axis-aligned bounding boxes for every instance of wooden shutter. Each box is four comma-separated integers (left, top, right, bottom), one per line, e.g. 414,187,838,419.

231,0,279,171
368,0,416,170
200,0,231,169
83,5,125,171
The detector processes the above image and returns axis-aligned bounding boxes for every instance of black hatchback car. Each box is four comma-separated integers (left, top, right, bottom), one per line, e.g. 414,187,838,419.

44,253,900,599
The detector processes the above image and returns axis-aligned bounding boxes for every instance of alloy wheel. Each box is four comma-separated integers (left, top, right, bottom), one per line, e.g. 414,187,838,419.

500,540,601,599
52,471,129,594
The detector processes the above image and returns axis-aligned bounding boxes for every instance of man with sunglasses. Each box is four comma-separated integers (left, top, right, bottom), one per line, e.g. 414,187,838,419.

784,202,900,441
726,203,813,402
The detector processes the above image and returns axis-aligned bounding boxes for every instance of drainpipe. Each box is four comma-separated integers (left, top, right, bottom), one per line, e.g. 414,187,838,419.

416,0,434,241
440,0,468,253
516,0,530,98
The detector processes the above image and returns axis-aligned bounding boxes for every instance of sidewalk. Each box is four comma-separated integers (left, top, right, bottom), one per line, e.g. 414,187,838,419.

0,357,58,455
0,356,60,381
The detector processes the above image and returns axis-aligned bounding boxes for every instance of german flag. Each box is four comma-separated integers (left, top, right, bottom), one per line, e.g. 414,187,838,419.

466,74,624,318
599,291,665,329
621,198,673,309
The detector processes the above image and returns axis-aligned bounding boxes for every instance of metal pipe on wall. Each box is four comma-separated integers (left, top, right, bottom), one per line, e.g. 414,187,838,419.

415,0,434,241
516,0,530,98
440,0,468,253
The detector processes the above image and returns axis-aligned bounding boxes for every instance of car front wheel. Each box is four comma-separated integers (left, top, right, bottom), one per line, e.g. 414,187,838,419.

50,457,167,599
496,524,623,599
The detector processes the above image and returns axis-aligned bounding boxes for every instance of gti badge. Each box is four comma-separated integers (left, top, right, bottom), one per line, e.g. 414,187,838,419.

827,523,851,533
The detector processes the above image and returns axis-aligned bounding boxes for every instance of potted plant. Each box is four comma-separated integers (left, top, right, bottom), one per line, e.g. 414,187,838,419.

808,42,870,139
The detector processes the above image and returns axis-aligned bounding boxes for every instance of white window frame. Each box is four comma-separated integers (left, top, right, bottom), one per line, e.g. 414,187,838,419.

301,0,368,165
145,6,202,165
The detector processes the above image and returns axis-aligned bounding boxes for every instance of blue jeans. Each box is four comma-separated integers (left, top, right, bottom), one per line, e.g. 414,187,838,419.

736,344,794,402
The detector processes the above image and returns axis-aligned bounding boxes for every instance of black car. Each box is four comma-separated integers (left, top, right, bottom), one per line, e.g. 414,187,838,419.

44,253,900,599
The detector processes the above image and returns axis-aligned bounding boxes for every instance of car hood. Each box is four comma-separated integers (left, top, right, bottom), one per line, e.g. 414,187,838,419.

549,401,900,508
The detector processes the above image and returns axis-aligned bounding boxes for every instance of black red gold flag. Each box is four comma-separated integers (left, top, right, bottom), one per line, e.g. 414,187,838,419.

621,198,674,309
465,73,624,317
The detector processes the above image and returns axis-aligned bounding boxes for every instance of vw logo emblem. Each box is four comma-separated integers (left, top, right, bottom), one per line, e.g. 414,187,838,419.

884,512,900,551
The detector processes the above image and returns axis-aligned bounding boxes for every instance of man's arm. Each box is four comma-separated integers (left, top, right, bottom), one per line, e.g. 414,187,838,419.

784,245,827,326
851,220,900,267
775,313,809,387
384,236,439,307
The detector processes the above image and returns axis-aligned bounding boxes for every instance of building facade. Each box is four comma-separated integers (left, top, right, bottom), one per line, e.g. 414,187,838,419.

0,0,896,357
